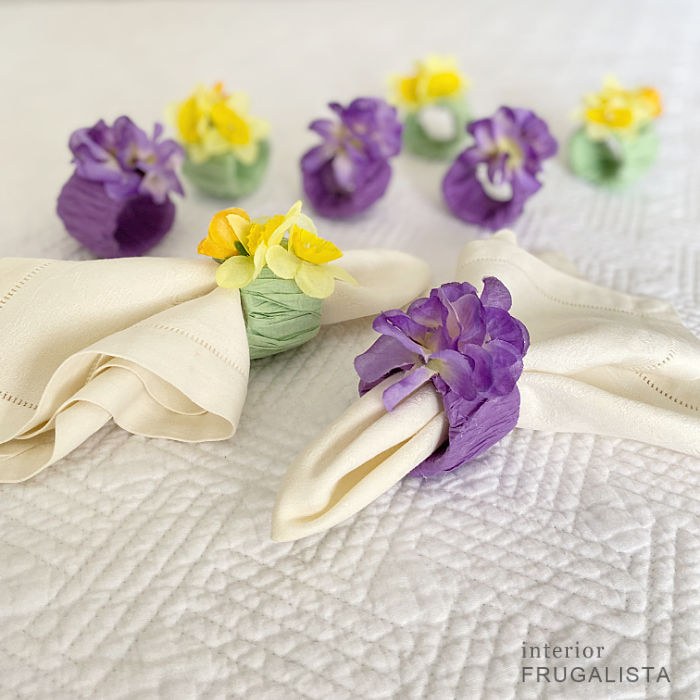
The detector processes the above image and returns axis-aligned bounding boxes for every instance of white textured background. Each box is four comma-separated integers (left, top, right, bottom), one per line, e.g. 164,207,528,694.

1,1,699,698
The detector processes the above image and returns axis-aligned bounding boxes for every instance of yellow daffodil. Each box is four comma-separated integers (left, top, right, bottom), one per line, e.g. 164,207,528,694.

169,83,270,164
266,225,357,299
199,201,353,298
214,201,306,289
392,56,468,109
581,77,662,141
197,207,250,260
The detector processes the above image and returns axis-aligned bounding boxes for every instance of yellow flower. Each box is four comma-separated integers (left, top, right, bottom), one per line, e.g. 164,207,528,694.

266,225,357,299
392,56,468,108
581,76,662,141
197,207,250,260
289,226,342,264
169,84,270,164
215,201,307,290
176,96,202,144
200,201,351,296
637,87,663,119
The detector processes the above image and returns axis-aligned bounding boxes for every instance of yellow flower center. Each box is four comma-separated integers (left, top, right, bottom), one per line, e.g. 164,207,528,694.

425,72,461,99
177,96,202,143
245,215,285,254
197,207,250,259
495,137,524,171
211,102,251,146
585,105,633,128
582,79,661,137
289,226,342,264
399,76,419,104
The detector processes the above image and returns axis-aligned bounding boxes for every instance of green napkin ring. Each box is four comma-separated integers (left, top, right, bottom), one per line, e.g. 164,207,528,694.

183,141,270,199
240,267,322,360
569,127,658,189
403,99,471,160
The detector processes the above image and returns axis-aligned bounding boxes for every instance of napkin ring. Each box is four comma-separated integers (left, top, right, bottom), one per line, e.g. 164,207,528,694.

355,278,529,476
569,76,661,188
57,116,184,258
442,106,558,231
391,55,471,160
198,200,357,358
170,82,270,199
300,98,402,219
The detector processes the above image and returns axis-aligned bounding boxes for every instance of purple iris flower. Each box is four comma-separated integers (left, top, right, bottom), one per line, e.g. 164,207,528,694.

355,278,529,477
443,107,557,230
301,97,402,218
58,116,184,257
69,116,184,204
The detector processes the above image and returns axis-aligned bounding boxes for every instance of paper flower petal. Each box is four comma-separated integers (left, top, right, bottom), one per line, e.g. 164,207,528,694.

355,335,422,394
428,348,477,401
289,227,342,264
294,262,335,299
215,255,256,288
382,366,433,411
325,263,358,286
266,245,300,280
480,276,512,310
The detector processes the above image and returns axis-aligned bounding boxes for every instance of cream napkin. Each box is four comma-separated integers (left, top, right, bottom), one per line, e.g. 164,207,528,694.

272,231,700,541
0,250,431,482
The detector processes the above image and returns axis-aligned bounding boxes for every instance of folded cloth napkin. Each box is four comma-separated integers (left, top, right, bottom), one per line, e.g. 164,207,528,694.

0,250,430,482
272,230,700,541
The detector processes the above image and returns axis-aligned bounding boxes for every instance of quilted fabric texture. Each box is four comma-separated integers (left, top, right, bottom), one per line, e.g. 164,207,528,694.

1,1,699,698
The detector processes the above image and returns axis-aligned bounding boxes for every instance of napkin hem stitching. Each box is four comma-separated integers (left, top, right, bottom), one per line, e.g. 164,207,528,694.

0,262,52,311
0,391,38,411
635,372,698,412
137,322,247,376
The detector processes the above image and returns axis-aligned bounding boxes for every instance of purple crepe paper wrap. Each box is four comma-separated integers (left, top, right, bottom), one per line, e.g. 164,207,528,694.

443,106,557,230
355,278,529,477
57,116,184,257
300,97,402,218
57,174,176,258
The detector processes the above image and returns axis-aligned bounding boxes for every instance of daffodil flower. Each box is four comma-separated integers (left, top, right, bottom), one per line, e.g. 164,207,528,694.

198,201,354,298
196,207,250,260
581,77,662,141
213,201,304,289
266,225,358,299
170,84,270,164
393,56,468,109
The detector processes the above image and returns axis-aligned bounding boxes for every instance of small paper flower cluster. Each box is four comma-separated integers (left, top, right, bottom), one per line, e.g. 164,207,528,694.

443,106,558,230
173,83,270,164
300,98,402,218
355,278,529,477
69,116,184,204
197,201,356,299
392,55,468,109
581,76,662,141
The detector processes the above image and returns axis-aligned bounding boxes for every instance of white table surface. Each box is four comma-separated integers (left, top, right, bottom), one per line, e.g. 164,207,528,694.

1,1,699,698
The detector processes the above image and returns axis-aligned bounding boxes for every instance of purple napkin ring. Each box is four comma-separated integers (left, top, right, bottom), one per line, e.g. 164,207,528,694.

57,116,185,257
300,97,402,219
355,278,529,476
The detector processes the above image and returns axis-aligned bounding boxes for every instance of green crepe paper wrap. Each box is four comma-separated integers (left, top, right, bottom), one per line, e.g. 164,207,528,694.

568,126,658,188
182,141,270,198
240,267,322,360
403,99,471,160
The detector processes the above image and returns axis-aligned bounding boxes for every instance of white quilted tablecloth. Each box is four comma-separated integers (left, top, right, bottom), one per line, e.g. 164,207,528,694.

1,1,699,698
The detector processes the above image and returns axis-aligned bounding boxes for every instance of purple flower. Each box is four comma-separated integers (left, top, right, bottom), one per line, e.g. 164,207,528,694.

355,278,529,477
58,116,184,257
443,107,557,230
301,97,402,218
69,116,184,204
